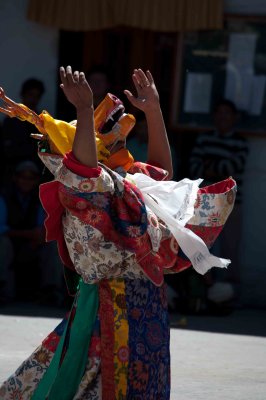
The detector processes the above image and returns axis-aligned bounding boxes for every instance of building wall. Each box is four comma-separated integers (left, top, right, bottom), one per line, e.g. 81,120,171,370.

241,137,266,307
0,0,58,120
223,0,266,307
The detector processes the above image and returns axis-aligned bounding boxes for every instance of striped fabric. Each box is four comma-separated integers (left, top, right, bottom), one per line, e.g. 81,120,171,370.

99,278,170,399
189,131,248,203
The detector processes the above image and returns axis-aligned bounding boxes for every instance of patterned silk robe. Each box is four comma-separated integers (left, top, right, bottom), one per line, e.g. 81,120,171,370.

0,151,236,400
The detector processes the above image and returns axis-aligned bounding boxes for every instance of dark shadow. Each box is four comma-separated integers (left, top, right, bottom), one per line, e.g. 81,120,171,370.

0,301,69,319
1,302,266,337
170,308,266,337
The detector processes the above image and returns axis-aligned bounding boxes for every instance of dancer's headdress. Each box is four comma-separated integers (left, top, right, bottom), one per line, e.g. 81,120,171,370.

0,89,135,170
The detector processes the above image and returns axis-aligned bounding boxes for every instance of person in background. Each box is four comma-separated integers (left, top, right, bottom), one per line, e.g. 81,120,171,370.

127,112,178,179
188,99,249,311
126,113,149,162
0,160,64,305
0,78,45,182
86,65,112,108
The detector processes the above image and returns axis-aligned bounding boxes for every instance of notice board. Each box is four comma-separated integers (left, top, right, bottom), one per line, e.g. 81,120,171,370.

171,18,266,133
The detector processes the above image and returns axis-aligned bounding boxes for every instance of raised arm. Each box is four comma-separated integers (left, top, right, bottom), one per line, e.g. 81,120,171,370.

59,66,98,168
124,69,173,178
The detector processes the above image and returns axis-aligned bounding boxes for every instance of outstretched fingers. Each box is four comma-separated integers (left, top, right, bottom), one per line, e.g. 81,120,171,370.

124,89,145,109
66,65,75,84
73,70,79,82
60,65,77,87
123,89,134,103
60,67,88,87
79,72,87,84
59,66,93,108
59,66,67,85
146,70,154,85
79,72,88,89
134,69,150,88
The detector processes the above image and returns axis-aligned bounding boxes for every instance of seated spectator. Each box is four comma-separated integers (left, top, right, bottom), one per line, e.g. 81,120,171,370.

0,161,64,305
187,99,249,311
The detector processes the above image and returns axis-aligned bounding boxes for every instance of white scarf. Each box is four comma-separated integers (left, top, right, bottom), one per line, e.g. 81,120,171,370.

132,173,230,275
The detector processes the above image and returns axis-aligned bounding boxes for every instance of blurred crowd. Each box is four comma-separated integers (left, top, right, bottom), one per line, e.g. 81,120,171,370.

0,79,65,306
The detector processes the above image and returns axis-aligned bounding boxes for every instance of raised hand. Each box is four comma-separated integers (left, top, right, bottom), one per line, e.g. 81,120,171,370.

124,69,160,113
59,66,97,167
124,69,173,178
60,66,93,110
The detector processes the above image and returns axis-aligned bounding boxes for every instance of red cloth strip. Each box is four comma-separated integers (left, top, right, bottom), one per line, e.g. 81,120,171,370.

99,280,116,400
39,181,74,270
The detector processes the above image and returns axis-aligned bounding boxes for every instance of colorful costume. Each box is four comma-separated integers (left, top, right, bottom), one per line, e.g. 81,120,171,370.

0,92,236,399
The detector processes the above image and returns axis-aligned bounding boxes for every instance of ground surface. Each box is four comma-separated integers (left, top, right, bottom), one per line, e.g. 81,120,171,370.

0,303,266,399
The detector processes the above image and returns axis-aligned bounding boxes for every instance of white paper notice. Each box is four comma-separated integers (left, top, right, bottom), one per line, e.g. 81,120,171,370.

226,33,257,71
184,73,212,113
225,68,253,111
225,33,258,111
249,75,266,116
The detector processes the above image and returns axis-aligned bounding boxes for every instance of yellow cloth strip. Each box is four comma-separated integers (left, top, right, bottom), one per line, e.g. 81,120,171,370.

40,112,109,161
110,279,129,399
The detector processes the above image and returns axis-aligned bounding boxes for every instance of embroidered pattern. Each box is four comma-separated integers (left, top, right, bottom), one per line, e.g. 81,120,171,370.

189,187,236,227
125,279,170,399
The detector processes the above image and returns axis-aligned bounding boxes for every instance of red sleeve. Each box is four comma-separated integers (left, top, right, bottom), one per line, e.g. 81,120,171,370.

63,151,102,178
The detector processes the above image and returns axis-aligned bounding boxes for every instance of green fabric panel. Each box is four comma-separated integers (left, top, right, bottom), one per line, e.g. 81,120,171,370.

31,280,99,400
31,301,71,400
64,266,80,296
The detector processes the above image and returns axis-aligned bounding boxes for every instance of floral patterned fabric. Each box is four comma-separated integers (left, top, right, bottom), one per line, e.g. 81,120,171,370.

125,279,170,399
0,152,236,399
166,178,237,274
0,309,102,400
39,152,180,286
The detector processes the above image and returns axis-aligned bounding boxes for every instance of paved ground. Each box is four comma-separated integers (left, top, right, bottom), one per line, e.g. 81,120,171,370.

0,303,266,399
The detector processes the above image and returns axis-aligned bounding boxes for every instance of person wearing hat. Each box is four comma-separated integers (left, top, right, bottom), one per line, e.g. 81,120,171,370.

0,160,64,305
